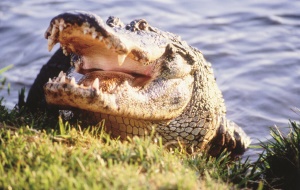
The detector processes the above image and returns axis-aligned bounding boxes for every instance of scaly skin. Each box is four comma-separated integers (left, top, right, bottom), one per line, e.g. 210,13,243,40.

27,11,250,156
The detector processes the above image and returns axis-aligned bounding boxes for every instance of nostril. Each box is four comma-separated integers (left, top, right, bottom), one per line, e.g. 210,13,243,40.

125,24,131,30
127,19,149,32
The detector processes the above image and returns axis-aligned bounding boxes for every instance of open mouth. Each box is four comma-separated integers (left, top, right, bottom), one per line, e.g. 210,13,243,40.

43,11,194,120
44,11,166,94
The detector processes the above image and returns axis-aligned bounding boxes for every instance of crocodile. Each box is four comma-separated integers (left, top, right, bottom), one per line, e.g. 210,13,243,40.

26,11,250,156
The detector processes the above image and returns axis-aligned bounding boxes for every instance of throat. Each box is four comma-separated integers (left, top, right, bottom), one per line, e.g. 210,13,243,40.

73,110,157,139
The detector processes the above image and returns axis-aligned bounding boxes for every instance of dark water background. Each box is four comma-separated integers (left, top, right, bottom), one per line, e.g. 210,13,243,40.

1,0,299,159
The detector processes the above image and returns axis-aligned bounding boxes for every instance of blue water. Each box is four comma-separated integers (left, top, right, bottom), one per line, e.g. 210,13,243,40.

1,0,299,159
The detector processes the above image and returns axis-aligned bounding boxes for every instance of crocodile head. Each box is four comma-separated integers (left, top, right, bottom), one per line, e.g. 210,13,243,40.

42,11,250,155
44,11,199,122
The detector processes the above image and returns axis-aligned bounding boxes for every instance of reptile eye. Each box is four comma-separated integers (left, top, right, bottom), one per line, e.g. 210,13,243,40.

138,21,148,30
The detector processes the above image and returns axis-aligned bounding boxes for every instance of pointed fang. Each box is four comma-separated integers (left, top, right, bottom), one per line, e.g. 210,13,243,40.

60,75,66,83
59,24,64,32
47,39,55,51
62,48,68,56
92,32,97,39
118,54,127,66
92,78,99,89
58,71,64,78
70,77,76,86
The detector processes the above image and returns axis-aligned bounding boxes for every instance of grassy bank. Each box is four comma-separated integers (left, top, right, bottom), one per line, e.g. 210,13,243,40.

0,98,265,189
0,69,299,188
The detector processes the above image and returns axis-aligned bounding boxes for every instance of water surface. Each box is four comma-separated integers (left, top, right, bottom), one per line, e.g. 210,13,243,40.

1,0,299,158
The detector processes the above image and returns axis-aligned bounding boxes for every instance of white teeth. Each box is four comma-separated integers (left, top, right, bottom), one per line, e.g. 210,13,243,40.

47,38,55,52
61,47,68,56
63,49,68,56
59,24,64,32
92,32,97,39
92,78,99,89
99,36,103,41
123,81,129,87
106,42,112,49
59,20,65,31
60,75,66,83
58,71,64,78
80,84,84,88
117,54,127,66
48,78,52,83
70,77,76,86
51,26,57,36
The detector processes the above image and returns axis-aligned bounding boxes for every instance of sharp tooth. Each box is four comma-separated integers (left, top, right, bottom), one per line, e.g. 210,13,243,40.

95,89,100,95
58,71,64,78
51,26,57,36
80,84,84,88
92,78,99,89
70,77,76,86
106,42,112,49
117,54,127,66
60,75,66,83
62,47,68,56
99,36,103,41
48,78,52,83
59,20,65,31
92,32,97,39
63,49,68,56
59,24,64,31
47,38,55,51
123,81,129,87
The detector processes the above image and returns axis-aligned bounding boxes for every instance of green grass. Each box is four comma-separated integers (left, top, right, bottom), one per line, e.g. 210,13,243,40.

1,70,299,189
0,97,265,189
258,118,300,189
0,65,13,94
0,121,229,189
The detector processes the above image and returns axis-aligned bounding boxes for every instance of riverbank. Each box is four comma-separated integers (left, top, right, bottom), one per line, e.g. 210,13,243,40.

1,94,299,189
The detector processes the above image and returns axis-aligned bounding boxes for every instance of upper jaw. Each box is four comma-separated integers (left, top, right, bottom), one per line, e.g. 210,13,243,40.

43,11,196,120
44,11,175,69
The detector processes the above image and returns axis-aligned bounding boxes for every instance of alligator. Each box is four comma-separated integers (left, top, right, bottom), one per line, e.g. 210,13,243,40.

26,11,250,156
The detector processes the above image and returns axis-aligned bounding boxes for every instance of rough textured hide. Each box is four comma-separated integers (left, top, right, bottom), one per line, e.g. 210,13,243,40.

27,11,250,156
